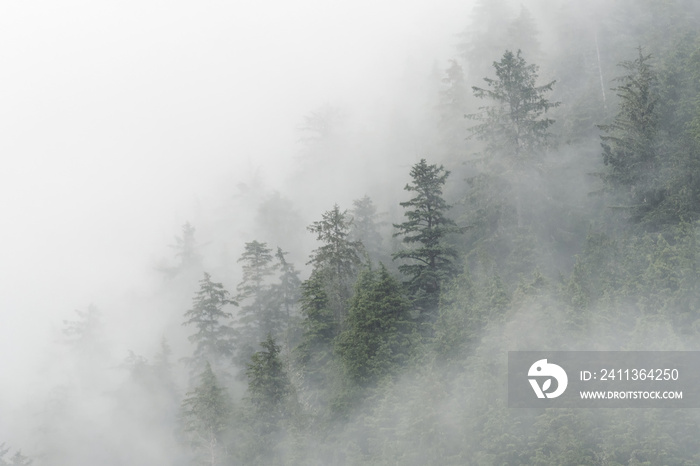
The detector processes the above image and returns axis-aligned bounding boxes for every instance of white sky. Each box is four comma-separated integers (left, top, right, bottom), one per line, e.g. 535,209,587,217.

0,0,474,411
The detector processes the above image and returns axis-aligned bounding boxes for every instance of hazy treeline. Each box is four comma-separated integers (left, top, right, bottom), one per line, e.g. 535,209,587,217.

8,1,700,464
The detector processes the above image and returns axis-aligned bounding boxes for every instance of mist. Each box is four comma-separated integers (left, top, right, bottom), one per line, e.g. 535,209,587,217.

2,0,700,464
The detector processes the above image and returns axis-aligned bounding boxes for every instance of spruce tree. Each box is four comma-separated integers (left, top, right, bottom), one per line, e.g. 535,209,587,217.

243,335,295,464
234,241,280,366
467,50,559,230
182,273,236,377
270,247,302,334
458,0,513,84
180,362,232,466
307,204,363,329
599,48,661,222
437,59,469,155
469,49,559,164
246,335,293,429
393,159,460,317
336,265,417,387
350,195,384,261
295,269,337,385
172,222,202,270
507,6,541,62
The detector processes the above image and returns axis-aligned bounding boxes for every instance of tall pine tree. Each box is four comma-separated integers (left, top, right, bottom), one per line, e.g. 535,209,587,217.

234,241,281,366
336,265,417,388
182,273,236,378
180,362,232,466
469,49,559,165
393,159,460,317
350,195,384,262
307,204,364,330
599,48,661,223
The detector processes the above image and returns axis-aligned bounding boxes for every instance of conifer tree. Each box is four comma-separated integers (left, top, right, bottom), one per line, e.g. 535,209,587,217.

469,49,559,164
307,204,364,328
336,265,417,387
246,335,293,429
599,48,661,221
437,59,469,154
180,362,232,466
151,337,179,412
234,240,281,366
295,269,337,385
236,241,275,307
350,195,384,261
271,247,302,331
62,304,109,372
242,335,295,464
507,6,541,62
172,222,202,270
458,0,513,83
393,159,460,317
182,273,236,377
467,50,559,229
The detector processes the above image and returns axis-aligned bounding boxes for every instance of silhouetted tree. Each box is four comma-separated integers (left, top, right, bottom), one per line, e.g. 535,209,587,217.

270,247,302,333
393,159,460,317
234,241,281,366
469,49,559,164
599,48,661,222
307,204,364,329
172,222,202,269
180,362,232,466
350,195,384,261
182,273,236,377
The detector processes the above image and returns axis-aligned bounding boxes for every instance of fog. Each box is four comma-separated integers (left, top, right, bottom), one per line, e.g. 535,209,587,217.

2,0,699,464
0,0,470,453
0,3,467,356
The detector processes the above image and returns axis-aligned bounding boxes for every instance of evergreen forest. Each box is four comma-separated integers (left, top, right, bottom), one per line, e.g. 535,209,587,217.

6,1,700,465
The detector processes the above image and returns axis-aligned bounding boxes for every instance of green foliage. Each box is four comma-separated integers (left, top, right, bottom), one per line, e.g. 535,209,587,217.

599,49,661,222
296,270,337,369
433,262,475,360
469,49,559,165
234,241,283,366
246,335,293,429
393,159,460,317
237,241,275,303
350,195,384,262
294,269,338,413
529,409,599,465
336,265,417,388
182,272,236,376
270,247,302,344
241,335,296,465
307,204,364,328
180,362,233,466
24,6,700,464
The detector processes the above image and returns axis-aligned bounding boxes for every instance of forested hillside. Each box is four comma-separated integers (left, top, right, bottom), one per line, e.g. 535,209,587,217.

6,1,700,464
